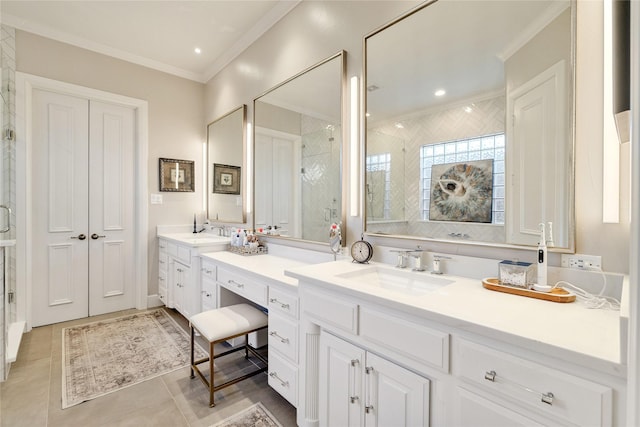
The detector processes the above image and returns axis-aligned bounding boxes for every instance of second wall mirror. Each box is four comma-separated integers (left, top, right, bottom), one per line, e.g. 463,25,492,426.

364,0,575,250
254,51,346,245
207,105,246,223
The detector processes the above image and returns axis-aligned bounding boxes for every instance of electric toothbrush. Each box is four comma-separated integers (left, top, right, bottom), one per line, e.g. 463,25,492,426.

533,222,551,292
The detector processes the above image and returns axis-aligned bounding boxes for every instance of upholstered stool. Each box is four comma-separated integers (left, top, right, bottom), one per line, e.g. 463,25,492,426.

189,303,268,407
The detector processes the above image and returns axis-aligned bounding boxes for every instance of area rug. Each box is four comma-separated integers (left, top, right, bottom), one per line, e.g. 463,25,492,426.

62,309,206,409
210,402,283,427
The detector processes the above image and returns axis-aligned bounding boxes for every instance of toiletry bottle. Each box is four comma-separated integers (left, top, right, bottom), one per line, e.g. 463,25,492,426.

537,222,547,286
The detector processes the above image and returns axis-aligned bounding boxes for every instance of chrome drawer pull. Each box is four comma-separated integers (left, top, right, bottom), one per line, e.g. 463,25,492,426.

269,372,289,388
484,370,496,382
350,359,359,404
541,392,554,405
365,405,374,414
269,331,289,343
484,370,555,406
228,279,244,288
269,298,290,309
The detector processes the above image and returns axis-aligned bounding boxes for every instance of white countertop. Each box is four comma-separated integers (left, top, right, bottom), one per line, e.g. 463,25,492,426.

158,232,230,248
286,259,624,376
201,251,311,288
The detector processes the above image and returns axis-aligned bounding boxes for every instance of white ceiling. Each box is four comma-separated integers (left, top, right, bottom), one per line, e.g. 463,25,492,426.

1,0,299,83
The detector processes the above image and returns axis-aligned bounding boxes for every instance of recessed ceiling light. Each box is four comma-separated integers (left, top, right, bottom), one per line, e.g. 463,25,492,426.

434,89,446,97
395,122,404,129
194,47,202,54
464,106,473,113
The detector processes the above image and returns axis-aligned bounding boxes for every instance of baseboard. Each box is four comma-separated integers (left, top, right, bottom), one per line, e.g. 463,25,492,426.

147,294,164,308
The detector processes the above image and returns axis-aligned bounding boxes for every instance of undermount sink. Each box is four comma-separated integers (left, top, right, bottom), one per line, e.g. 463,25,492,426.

336,265,455,296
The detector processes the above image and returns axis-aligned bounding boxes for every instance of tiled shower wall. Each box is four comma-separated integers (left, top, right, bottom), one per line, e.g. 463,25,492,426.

300,115,342,243
1,24,16,381
367,95,506,243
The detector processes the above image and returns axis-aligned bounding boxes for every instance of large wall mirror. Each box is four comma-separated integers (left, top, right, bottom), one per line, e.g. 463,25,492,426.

254,51,346,245
365,0,575,251
207,105,246,223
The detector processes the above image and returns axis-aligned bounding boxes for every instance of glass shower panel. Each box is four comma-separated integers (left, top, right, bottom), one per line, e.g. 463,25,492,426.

300,120,342,243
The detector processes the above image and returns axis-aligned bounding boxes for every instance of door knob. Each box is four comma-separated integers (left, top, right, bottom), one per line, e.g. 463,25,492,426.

91,233,106,240
71,234,86,240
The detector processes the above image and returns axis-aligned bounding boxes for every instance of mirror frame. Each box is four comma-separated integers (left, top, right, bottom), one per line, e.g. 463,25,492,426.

362,0,576,252
252,50,347,246
207,104,247,223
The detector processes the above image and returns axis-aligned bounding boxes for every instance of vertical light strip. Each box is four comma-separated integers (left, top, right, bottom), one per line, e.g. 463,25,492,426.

246,122,253,214
603,0,620,223
202,142,207,213
350,76,359,217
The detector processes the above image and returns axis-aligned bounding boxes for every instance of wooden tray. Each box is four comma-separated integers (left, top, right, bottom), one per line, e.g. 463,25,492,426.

482,278,576,303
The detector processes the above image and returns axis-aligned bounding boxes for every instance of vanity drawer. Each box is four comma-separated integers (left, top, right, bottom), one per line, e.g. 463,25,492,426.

158,253,168,272
217,267,268,306
269,312,298,363
360,306,449,372
200,260,216,281
269,288,298,319
455,339,612,426
268,352,298,407
303,289,358,335
201,277,217,312
176,245,191,265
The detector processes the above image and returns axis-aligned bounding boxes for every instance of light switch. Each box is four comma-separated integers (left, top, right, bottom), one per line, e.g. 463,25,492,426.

150,193,163,204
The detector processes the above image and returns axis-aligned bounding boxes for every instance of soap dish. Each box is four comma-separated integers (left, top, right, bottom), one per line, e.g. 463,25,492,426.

482,278,576,303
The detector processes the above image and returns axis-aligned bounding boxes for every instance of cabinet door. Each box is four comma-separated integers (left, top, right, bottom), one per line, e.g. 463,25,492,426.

366,352,430,427
173,262,191,318
319,332,365,427
456,387,545,427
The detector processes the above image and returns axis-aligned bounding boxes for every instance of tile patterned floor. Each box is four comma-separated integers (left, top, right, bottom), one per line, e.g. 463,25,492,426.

1,308,297,427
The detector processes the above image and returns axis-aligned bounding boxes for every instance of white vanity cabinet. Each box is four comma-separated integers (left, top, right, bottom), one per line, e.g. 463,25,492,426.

301,287,437,427
158,241,168,304
157,235,228,318
268,286,300,406
452,338,613,427
172,261,192,318
199,251,312,408
200,259,217,311
289,261,626,427
319,331,429,427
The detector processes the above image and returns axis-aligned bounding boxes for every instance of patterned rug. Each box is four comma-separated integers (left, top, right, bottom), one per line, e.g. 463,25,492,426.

210,402,283,427
62,309,206,409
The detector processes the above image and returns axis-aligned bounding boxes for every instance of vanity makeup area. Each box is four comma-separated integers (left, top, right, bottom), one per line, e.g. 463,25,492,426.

158,1,630,426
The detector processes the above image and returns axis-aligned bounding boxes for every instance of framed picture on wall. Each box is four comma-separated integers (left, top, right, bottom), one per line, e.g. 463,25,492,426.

213,163,241,195
159,158,195,192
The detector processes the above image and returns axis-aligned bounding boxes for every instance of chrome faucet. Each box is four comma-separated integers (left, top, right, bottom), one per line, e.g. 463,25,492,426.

410,251,425,272
431,255,451,275
391,250,411,268
209,226,225,236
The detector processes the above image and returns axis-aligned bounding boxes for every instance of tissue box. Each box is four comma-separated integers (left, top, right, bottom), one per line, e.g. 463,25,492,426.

499,260,535,289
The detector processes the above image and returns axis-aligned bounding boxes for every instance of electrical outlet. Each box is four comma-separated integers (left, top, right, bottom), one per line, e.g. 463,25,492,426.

561,254,602,270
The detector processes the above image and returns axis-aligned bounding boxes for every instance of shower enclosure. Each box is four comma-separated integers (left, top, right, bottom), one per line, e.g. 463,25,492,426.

1,24,18,382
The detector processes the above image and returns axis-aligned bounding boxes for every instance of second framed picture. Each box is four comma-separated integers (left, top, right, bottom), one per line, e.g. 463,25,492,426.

213,163,241,195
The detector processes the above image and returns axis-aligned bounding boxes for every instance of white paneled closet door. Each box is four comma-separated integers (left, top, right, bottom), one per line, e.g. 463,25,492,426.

31,90,135,327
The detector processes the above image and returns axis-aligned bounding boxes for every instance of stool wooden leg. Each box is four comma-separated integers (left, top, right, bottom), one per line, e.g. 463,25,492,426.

245,334,249,359
209,340,215,407
190,326,195,379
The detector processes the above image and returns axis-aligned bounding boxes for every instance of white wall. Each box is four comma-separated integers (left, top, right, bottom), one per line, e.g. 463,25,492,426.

205,0,631,274
15,31,205,294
